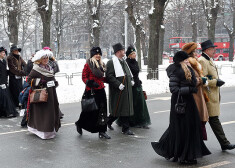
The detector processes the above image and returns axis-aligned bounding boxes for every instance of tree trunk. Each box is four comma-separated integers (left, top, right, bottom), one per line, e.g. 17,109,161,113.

148,0,167,79
135,26,142,69
6,0,19,45
158,26,165,65
229,35,234,61
35,0,53,48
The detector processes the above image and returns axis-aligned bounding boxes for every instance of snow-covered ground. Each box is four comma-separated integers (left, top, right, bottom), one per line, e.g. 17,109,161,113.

55,58,235,104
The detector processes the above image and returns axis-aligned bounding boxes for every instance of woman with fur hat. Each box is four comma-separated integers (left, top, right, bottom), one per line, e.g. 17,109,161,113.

151,51,211,164
27,49,61,139
116,45,151,128
75,47,111,139
0,47,18,117
182,42,209,140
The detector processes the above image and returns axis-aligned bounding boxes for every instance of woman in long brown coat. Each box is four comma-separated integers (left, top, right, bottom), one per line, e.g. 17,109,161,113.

27,49,61,139
182,42,209,140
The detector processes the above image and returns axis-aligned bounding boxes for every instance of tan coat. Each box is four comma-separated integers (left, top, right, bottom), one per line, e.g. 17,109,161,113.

198,53,220,117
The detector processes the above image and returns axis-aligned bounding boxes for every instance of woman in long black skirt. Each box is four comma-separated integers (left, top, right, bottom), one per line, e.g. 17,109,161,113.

151,51,211,164
0,47,18,117
75,47,110,139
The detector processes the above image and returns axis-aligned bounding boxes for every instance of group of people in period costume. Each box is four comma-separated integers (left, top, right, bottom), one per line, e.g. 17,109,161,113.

151,40,235,165
75,43,151,139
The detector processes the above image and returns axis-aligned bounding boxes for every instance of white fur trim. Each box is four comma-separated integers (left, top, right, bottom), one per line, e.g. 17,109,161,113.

32,49,53,62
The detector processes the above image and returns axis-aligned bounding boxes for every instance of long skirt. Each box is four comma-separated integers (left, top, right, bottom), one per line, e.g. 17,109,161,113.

9,76,23,107
76,88,107,133
117,86,151,127
0,87,18,117
151,93,211,161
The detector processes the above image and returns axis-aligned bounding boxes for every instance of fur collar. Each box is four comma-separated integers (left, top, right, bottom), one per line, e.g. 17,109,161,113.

188,57,203,77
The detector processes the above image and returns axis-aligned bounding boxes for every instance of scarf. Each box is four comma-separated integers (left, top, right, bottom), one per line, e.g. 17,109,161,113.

112,56,133,78
33,64,54,77
87,58,105,78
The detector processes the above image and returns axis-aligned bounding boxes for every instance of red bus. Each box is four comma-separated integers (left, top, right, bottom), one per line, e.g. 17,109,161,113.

169,36,233,61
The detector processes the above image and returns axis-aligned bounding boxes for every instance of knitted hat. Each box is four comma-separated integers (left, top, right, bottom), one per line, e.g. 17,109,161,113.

182,42,198,54
173,51,189,64
32,49,53,62
0,47,7,55
112,43,125,53
90,47,102,57
126,45,136,57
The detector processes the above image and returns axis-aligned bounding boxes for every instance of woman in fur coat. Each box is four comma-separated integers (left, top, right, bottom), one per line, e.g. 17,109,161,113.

0,47,18,117
151,51,211,164
182,42,209,140
75,47,110,139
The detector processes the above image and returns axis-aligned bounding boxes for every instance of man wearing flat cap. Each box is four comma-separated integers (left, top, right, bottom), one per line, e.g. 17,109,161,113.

198,40,235,151
7,45,27,108
105,43,135,135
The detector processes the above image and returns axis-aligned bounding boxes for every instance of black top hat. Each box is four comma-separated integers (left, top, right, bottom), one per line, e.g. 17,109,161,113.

10,45,21,53
126,45,136,57
0,47,7,55
90,47,102,58
113,43,125,53
173,51,189,64
201,40,217,51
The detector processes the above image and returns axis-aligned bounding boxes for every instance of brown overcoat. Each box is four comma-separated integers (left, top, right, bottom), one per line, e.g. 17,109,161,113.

27,67,61,132
7,54,26,76
189,57,209,122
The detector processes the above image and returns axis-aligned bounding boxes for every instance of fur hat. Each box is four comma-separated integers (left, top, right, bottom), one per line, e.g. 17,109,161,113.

10,45,21,53
90,47,102,57
32,49,53,62
126,45,136,57
0,47,7,55
182,42,197,54
113,43,125,53
173,51,189,64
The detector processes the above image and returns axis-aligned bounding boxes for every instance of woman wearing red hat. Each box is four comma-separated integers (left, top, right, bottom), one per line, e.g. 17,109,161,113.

75,47,110,139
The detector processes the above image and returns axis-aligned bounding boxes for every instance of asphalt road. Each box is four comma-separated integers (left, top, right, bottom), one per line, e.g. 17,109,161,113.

0,87,235,168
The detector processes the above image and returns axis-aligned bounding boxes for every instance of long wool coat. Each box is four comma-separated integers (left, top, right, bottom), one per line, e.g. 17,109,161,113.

198,53,220,117
27,67,61,132
106,59,134,117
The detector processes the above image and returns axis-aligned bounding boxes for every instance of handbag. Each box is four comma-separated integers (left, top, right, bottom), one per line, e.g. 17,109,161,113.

143,91,147,100
81,88,98,112
30,88,48,104
175,91,186,115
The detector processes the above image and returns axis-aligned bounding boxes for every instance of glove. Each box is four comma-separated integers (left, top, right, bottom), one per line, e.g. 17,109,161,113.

201,77,207,85
86,80,99,88
189,87,198,93
55,81,59,87
206,75,213,80
119,83,125,91
131,81,135,86
216,79,225,87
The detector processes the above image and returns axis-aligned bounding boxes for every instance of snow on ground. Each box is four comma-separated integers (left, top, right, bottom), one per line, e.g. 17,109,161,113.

55,59,235,104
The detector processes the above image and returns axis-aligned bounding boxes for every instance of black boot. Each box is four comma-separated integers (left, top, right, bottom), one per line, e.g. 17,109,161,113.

99,132,111,139
107,122,114,130
75,121,82,135
122,129,135,135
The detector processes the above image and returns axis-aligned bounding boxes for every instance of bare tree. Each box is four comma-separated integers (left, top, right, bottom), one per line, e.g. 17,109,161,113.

87,0,101,47
35,0,53,47
201,0,220,43
148,0,168,79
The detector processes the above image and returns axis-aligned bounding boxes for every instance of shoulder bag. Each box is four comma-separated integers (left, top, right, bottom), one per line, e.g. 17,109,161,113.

81,88,98,112
175,90,186,115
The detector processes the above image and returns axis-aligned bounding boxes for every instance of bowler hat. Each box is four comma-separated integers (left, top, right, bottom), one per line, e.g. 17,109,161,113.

10,45,21,53
126,45,136,57
182,42,197,54
113,43,125,53
173,51,189,64
0,47,7,55
90,47,102,58
201,40,217,51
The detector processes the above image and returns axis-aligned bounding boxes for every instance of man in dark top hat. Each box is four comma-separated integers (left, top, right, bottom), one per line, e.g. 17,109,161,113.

105,43,135,135
198,40,235,151
7,45,27,108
